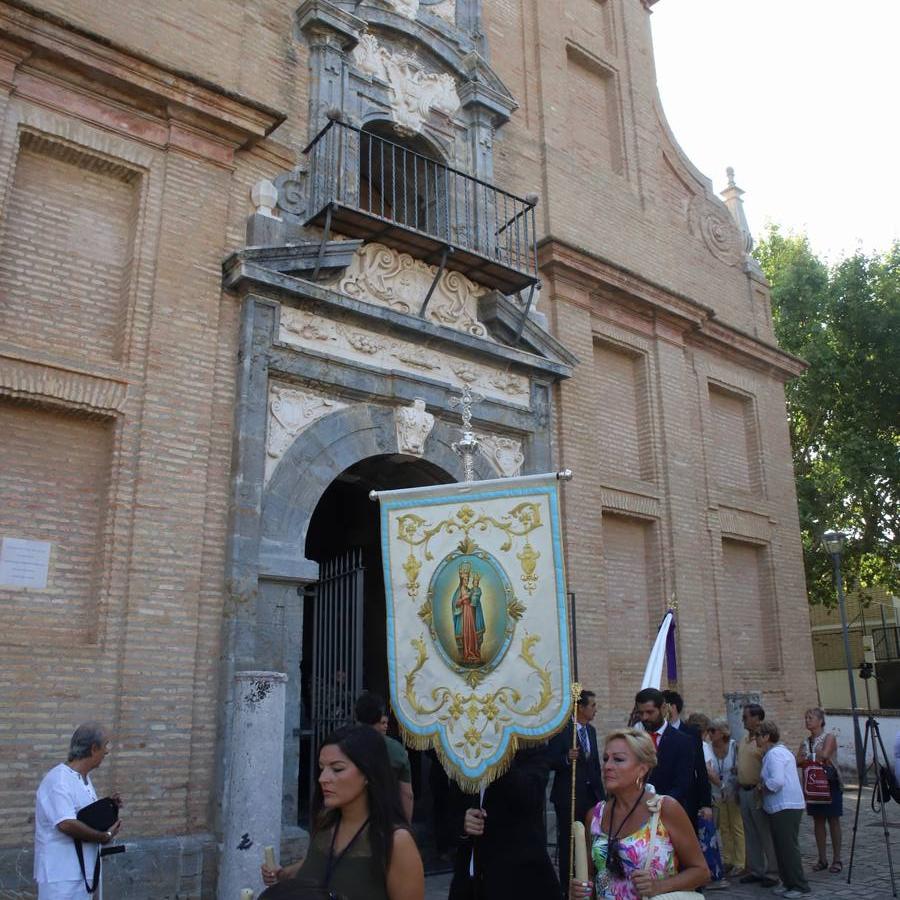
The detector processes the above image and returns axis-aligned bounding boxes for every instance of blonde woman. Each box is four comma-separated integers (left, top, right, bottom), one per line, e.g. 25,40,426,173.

569,728,708,899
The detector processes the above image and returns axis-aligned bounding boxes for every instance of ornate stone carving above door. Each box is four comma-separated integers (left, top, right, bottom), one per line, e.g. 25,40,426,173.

478,433,525,478
266,383,348,482
319,242,490,339
395,398,435,455
278,306,530,407
352,33,460,135
384,0,419,18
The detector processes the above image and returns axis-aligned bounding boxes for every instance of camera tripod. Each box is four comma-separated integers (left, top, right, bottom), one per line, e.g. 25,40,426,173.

847,663,897,896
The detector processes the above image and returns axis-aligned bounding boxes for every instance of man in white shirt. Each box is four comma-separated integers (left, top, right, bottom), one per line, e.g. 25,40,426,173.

34,723,122,899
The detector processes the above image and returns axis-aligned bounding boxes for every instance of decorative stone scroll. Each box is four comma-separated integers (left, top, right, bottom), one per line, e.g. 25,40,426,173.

688,195,745,267
266,383,348,482
352,33,460,136
478,434,525,478
279,306,530,407
320,242,490,339
396,398,435,455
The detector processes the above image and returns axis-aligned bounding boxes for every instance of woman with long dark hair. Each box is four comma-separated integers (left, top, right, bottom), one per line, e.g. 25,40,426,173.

261,725,424,900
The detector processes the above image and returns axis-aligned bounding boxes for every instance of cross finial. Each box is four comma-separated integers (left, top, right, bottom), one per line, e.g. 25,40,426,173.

449,385,484,482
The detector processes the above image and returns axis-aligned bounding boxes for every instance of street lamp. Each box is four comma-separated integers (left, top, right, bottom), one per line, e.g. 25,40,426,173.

822,529,866,784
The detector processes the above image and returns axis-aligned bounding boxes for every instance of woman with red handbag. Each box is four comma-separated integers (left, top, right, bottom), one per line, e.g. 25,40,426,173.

797,707,843,874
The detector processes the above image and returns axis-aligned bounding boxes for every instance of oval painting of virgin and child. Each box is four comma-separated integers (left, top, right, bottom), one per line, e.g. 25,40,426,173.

428,551,515,672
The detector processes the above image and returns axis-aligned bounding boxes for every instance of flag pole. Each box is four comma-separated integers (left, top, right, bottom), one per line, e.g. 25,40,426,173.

568,680,582,888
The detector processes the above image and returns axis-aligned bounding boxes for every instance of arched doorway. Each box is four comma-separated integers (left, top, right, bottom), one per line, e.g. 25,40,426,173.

300,453,455,868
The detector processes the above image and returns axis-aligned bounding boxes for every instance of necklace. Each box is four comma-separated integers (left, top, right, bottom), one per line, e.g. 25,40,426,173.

603,790,647,879
605,789,647,841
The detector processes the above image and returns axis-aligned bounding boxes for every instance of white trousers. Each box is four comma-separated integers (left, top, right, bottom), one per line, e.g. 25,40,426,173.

37,880,91,900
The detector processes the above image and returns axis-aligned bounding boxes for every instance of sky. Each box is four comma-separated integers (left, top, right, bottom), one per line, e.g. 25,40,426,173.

650,1,900,263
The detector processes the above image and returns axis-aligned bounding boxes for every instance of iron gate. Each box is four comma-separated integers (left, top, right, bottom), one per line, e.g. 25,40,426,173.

306,548,365,811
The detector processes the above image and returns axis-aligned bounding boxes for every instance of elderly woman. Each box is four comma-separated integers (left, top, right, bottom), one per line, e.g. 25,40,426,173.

756,721,810,898
797,706,842,873
569,728,708,899
706,718,744,876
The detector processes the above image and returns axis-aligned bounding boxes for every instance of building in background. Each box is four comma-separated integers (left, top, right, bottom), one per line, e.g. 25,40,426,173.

811,587,900,711
0,0,815,895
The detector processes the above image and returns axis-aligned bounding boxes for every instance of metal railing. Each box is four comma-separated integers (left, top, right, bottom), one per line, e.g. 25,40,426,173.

873,626,900,661
303,116,539,287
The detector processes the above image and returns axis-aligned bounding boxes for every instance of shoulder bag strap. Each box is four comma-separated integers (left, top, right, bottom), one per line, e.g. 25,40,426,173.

641,800,662,874
75,839,101,894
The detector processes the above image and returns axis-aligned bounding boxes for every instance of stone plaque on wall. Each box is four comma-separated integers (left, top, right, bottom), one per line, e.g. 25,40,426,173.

0,537,52,589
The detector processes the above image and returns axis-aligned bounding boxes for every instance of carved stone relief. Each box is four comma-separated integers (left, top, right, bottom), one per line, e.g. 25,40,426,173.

319,242,490,339
352,33,460,136
384,0,419,17
395,398,435,455
279,306,530,407
426,0,457,24
688,195,745,267
266,383,348,482
478,433,525,478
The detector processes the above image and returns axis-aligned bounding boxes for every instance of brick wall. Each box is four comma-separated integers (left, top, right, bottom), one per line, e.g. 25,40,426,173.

0,133,140,362
0,399,113,644
0,0,816,881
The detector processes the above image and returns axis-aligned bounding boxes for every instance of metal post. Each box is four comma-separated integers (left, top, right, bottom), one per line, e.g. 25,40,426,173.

833,551,866,784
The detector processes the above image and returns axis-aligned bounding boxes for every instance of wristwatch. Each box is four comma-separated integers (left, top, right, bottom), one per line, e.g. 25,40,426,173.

104,831,112,842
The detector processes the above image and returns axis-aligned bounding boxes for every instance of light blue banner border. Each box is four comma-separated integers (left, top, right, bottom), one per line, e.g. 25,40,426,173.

379,479,572,782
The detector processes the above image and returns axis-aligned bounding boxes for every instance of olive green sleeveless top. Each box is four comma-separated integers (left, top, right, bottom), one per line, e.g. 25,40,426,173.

296,823,388,900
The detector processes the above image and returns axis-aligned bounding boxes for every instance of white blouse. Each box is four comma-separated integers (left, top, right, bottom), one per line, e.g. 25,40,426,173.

760,743,805,813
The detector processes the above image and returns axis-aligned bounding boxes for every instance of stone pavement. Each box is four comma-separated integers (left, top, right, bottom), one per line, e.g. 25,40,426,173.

424,786,900,899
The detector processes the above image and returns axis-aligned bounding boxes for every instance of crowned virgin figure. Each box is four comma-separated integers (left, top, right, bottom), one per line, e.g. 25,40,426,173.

452,561,485,665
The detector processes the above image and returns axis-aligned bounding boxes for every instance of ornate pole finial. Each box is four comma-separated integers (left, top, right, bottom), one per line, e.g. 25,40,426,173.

720,166,754,255
449,385,484,483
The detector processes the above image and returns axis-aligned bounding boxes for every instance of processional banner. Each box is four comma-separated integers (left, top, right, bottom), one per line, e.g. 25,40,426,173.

373,472,573,792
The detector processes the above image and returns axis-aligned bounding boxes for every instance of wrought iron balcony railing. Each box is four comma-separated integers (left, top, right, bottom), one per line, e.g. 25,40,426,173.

302,116,539,296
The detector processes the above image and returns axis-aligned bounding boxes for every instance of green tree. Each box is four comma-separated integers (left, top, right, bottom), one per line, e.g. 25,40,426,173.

755,227,900,605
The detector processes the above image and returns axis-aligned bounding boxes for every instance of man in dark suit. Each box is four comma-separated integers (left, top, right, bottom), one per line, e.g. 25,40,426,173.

549,689,604,885
634,687,693,812
663,690,713,826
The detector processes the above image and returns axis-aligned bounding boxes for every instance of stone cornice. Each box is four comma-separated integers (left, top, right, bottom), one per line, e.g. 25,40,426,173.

0,350,129,416
295,0,365,50
0,0,286,150
538,236,806,381
222,255,574,381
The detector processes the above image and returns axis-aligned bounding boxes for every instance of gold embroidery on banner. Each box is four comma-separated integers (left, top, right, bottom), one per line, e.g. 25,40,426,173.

516,539,540,595
403,632,553,760
402,552,421,599
395,501,545,601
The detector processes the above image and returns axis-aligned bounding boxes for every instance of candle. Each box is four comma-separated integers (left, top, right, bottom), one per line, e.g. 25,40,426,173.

573,820,588,881
240,890,254,900
263,846,276,869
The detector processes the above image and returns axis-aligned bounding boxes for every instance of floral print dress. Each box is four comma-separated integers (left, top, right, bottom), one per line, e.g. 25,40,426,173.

589,800,678,899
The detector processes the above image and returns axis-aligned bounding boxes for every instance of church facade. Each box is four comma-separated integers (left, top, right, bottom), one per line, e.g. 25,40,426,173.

0,0,815,895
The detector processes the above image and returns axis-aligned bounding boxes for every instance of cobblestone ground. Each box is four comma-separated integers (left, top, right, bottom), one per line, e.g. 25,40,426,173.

424,786,900,899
